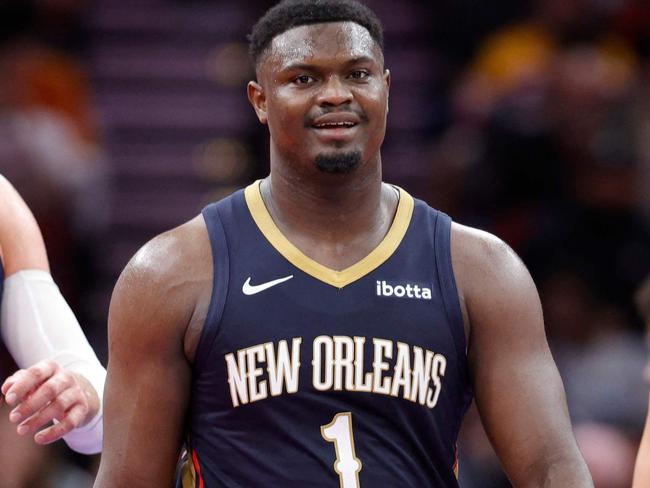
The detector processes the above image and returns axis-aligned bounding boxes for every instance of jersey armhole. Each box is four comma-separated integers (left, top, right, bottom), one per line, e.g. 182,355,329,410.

433,212,468,366
193,203,230,368
434,211,474,436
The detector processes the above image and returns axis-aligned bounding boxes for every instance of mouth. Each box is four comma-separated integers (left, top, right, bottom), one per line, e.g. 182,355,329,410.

312,121,358,129
310,123,358,144
311,112,361,129
310,114,361,142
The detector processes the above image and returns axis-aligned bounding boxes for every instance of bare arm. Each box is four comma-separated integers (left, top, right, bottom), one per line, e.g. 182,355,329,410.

0,174,49,274
452,224,592,487
94,217,211,487
633,391,650,488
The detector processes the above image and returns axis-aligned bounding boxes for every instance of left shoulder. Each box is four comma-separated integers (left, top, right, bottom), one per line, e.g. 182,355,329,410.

450,222,526,279
450,222,541,330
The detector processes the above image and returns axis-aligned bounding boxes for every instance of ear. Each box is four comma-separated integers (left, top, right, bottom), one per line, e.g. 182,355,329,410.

384,69,391,113
247,80,268,125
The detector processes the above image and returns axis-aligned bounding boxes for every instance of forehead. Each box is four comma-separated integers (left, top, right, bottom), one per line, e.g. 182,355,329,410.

265,21,380,69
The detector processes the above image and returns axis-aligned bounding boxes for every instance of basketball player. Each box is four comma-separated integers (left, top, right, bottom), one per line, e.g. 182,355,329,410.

633,275,650,487
95,1,593,486
0,175,105,454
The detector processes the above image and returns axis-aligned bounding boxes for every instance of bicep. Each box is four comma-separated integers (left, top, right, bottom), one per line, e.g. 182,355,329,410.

0,177,49,275
96,261,193,487
458,233,579,484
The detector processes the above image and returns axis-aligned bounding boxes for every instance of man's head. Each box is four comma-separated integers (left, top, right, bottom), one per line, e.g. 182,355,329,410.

249,0,384,69
247,0,390,175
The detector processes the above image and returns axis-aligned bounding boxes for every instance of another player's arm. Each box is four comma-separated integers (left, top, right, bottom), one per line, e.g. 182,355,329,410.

452,224,593,487
633,279,650,488
0,175,104,452
0,174,49,274
94,217,210,487
633,391,650,488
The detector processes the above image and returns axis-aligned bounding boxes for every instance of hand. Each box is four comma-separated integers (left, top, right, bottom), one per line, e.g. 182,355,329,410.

1,359,100,445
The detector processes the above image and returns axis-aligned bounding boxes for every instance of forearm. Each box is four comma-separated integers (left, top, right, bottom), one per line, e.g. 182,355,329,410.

95,467,177,488
1,270,103,366
1,269,106,452
519,451,593,488
96,375,188,487
97,331,191,485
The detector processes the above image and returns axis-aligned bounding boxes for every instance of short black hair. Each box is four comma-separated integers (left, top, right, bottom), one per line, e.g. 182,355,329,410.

249,0,384,67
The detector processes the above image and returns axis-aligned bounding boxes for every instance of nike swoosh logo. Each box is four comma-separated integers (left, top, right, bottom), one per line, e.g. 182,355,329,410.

242,275,294,295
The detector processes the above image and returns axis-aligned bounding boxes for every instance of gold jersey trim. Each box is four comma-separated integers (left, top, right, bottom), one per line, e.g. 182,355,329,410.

244,180,414,289
180,452,196,487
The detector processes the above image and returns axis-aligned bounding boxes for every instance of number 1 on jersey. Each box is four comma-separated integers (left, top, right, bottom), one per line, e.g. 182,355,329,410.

321,412,363,488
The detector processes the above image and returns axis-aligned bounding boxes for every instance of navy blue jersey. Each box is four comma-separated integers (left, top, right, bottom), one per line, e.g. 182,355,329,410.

180,181,472,487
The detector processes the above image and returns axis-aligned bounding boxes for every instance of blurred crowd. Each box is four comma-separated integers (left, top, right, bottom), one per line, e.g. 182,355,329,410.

438,1,650,486
0,1,103,486
0,0,648,486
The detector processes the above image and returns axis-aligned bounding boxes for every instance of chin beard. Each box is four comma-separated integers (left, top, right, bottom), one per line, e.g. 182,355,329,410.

314,151,362,174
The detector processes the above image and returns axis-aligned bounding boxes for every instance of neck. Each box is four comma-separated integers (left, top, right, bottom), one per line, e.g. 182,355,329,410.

265,154,386,237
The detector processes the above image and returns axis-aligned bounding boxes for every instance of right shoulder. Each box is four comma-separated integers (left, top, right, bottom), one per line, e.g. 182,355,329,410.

109,215,213,350
122,215,210,287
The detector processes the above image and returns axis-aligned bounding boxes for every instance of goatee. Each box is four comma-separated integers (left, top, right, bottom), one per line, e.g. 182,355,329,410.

314,151,362,174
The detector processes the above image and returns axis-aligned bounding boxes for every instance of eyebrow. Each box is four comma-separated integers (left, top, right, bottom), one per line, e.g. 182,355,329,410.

280,56,378,73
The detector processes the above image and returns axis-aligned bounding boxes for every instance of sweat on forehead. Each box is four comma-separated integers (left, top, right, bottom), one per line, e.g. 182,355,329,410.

248,0,384,67
266,22,381,69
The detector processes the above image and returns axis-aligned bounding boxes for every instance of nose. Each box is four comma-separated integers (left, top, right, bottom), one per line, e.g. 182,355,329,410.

316,75,353,106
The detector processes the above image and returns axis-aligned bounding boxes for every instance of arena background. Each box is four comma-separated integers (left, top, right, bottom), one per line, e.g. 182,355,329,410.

0,0,648,486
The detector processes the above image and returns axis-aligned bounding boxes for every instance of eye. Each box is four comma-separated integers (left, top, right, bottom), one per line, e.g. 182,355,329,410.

349,70,370,80
293,74,316,85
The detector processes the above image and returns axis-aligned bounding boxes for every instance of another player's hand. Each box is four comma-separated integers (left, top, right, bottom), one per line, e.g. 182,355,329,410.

0,359,100,445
